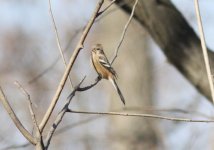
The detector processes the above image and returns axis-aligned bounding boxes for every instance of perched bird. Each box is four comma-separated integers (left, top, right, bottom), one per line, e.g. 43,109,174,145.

91,44,125,105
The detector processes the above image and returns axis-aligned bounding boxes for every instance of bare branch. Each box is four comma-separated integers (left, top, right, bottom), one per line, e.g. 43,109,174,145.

14,81,41,139
6,105,214,149
0,87,37,145
111,0,138,64
48,0,73,89
95,1,128,22
39,0,104,132
6,117,100,150
67,109,214,123
45,74,102,148
123,106,213,119
194,0,214,103
8,76,100,149
97,0,116,17
69,76,101,95
28,2,127,84
45,77,86,148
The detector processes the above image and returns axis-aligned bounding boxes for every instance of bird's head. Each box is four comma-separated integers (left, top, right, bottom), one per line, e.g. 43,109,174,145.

92,44,103,53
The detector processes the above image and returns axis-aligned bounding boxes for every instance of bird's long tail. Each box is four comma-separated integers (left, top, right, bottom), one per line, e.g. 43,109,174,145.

109,78,125,105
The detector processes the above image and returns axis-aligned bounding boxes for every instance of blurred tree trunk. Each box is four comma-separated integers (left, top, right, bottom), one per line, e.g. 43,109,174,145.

109,34,163,149
116,0,214,104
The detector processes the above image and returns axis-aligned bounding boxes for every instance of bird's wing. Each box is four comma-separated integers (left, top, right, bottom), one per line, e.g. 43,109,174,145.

98,54,117,77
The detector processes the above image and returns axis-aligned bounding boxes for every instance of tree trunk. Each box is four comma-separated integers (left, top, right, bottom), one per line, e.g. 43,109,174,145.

116,0,214,103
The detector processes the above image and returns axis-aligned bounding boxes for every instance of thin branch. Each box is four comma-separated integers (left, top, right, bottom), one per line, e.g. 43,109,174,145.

96,1,127,22
123,106,213,119
14,81,41,139
70,76,101,93
7,76,100,149
67,109,214,123
45,77,86,148
39,0,104,132
0,87,37,145
97,0,116,17
28,2,127,84
45,75,102,148
48,0,73,89
111,0,138,64
5,117,100,150
7,104,214,149
194,0,214,103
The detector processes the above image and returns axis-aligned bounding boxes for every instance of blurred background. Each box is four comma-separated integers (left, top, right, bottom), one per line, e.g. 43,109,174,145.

0,0,214,149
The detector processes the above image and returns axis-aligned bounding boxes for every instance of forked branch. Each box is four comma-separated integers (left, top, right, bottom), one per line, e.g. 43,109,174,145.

39,0,104,132
0,87,37,145
111,0,138,64
45,76,100,148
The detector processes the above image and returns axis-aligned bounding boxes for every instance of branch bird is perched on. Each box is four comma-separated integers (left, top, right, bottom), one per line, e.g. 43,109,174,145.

91,44,125,105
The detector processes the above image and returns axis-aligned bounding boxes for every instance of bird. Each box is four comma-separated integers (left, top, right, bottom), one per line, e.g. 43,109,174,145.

91,43,125,105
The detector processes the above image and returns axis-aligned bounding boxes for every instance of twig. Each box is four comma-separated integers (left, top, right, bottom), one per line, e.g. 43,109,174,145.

4,117,100,150
45,75,101,148
8,76,100,149
96,1,127,22
0,87,37,145
67,109,214,123
5,104,214,149
69,76,101,94
97,0,116,17
194,0,214,103
45,77,85,148
123,106,213,119
28,2,127,84
48,0,73,89
14,81,41,139
111,0,138,64
39,0,104,132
